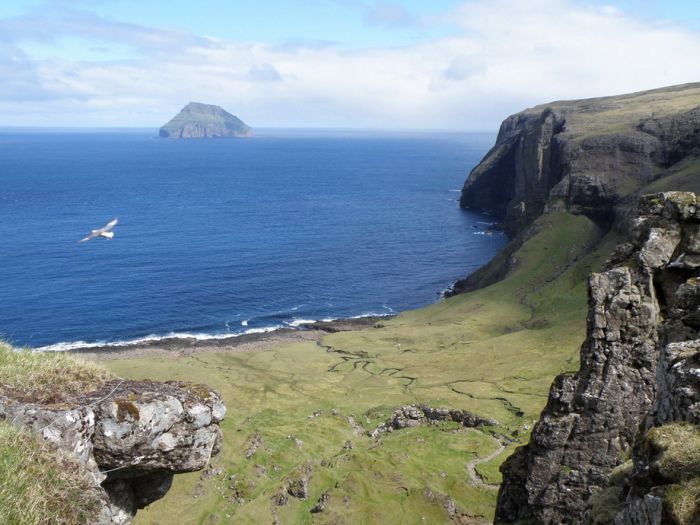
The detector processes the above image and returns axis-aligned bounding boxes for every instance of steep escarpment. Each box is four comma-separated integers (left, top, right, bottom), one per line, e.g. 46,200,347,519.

460,83,700,236
159,102,251,139
496,192,700,524
0,345,225,524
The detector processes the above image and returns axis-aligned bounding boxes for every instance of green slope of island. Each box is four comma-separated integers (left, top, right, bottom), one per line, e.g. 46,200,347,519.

159,102,251,139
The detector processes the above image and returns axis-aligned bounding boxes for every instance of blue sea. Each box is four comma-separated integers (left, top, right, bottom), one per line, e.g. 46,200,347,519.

0,129,505,350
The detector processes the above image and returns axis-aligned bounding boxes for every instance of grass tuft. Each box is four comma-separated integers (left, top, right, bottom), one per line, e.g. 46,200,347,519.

665,478,700,525
645,423,700,483
0,420,103,525
0,341,114,404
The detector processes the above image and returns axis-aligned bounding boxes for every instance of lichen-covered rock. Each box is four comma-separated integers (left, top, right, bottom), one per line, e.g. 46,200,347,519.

90,380,225,473
496,192,700,524
0,378,226,524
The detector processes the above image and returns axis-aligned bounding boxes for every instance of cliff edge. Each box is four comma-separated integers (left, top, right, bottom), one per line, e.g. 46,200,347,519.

496,192,700,524
460,83,700,236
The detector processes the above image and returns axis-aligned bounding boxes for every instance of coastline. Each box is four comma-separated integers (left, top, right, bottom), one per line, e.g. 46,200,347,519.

54,271,481,360
67,316,389,361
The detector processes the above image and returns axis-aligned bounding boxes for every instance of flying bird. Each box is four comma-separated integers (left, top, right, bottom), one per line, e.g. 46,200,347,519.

79,218,118,243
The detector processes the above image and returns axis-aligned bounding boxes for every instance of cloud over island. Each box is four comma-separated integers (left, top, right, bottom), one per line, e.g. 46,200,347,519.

1,0,700,128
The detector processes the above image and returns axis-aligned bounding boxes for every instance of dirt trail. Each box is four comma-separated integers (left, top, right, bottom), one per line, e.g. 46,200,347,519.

466,435,506,491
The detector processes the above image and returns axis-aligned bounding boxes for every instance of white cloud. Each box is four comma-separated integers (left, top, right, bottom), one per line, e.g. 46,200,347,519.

1,0,700,128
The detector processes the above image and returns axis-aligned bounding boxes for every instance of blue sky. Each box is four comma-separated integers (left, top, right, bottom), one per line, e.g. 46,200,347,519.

1,0,700,128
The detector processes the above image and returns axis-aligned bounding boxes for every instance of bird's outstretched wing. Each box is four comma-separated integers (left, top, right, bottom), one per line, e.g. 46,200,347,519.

103,218,118,231
79,234,93,243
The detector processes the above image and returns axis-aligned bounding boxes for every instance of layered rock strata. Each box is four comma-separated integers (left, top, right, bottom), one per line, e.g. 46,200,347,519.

495,192,700,524
0,379,225,524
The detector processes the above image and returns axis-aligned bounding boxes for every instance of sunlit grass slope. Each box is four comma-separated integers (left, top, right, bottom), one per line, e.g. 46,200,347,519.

525,82,700,141
0,340,113,403
105,212,619,524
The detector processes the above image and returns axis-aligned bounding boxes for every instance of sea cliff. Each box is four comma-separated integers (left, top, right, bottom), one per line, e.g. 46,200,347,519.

452,82,700,294
460,83,700,235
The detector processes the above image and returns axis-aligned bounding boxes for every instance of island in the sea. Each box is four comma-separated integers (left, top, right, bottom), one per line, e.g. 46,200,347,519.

159,102,251,139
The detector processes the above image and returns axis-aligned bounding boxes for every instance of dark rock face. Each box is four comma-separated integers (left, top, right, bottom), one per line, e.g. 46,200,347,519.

159,102,251,139
460,84,700,235
461,108,566,231
495,192,700,524
0,379,226,524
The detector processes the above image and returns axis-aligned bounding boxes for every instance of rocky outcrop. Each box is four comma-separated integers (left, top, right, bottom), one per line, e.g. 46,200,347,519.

368,404,497,438
460,83,700,235
159,102,251,139
0,379,225,524
495,192,700,524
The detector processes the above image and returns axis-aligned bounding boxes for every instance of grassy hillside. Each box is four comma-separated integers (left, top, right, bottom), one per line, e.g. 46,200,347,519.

525,82,700,141
103,211,619,524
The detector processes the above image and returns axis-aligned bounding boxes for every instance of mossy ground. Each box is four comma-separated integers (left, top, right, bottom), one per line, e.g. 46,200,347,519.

100,211,619,524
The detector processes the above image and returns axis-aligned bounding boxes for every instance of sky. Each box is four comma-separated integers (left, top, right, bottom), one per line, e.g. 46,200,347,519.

1,0,700,129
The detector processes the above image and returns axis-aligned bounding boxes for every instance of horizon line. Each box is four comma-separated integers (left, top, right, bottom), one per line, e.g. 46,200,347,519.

0,125,496,134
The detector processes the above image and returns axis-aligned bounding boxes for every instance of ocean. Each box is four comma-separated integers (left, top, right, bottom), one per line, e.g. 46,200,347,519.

0,129,506,350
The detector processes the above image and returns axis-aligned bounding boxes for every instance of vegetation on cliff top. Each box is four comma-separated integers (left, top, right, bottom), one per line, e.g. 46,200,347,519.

0,341,113,403
526,82,700,140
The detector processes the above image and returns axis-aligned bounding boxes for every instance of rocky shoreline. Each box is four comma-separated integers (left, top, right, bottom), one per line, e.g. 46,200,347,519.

68,316,390,360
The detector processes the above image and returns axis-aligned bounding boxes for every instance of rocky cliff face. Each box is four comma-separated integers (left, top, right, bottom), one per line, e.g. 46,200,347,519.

0,379,225,524
495,192,700,524
460,83,700,235
159,102,251,139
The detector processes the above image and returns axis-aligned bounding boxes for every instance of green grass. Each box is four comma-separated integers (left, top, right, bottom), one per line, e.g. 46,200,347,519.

0,421,102,525
641,423,700,525
642,157,700,194
645,423,700,483
96,211,619,524
0,341,113,404
524,82,700,141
